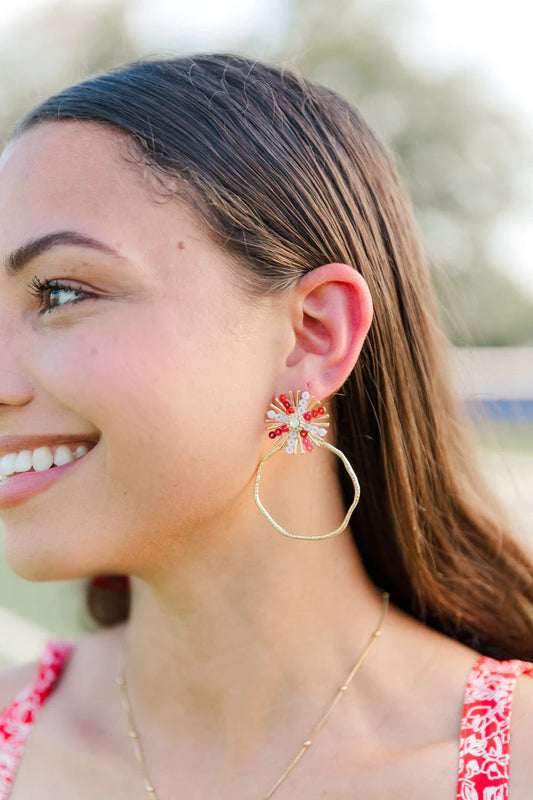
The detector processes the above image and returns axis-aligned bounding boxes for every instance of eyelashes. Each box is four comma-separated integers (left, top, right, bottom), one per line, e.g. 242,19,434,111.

28,276,95,315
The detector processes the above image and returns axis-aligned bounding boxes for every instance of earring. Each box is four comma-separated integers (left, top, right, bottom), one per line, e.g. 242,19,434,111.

254,390,360,540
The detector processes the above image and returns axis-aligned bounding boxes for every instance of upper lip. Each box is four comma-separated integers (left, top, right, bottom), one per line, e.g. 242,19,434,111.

0,434,100,459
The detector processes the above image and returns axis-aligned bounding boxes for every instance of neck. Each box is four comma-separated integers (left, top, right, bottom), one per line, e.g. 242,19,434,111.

120,534,384,742
109,445,392,788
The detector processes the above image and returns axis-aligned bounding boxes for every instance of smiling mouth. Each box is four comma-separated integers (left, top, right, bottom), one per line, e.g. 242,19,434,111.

0,441,97,482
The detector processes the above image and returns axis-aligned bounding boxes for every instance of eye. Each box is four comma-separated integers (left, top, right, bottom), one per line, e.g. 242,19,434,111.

28,276,95,315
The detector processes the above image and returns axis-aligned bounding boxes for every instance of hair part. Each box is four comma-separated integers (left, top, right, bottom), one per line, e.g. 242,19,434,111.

17,54,533,658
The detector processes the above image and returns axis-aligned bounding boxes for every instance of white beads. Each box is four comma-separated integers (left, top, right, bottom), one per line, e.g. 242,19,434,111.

267,410,276,419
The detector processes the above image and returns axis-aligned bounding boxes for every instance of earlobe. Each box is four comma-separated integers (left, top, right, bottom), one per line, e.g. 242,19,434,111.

282,263,373,400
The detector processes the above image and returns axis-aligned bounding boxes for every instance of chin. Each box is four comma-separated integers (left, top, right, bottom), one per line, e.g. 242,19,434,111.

1,528,91,583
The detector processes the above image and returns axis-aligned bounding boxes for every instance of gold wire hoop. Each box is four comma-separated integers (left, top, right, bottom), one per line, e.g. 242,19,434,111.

254,437,361,541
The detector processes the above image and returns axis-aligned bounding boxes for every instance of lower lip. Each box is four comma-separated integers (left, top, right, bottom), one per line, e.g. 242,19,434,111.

0,454,89,509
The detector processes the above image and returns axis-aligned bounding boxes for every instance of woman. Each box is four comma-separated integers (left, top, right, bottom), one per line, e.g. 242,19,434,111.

0,54,531,799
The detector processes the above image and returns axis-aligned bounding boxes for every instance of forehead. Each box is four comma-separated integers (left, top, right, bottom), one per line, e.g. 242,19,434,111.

0,123,139,238
0,121,211,275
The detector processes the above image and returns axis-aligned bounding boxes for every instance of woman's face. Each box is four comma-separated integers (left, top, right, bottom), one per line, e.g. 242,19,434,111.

0,122,286,580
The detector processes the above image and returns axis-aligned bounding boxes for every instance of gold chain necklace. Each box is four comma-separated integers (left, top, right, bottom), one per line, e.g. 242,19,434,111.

115,591,389,799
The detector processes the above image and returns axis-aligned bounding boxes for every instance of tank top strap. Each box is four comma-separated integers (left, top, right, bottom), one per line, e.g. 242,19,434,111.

0,639,74,800
457,655,533,800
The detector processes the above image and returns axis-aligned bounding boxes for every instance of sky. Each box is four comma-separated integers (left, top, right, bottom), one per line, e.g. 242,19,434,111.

395,0,533,124
1,0,532,295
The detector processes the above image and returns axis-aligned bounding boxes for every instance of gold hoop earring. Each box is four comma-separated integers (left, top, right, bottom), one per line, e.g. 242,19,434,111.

254,390,360,540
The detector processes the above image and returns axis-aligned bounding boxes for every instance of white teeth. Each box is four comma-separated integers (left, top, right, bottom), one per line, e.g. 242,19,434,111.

0,442,92,479
0,452,17,477
15,450,33,473
32,446,54,472
53,445,74,467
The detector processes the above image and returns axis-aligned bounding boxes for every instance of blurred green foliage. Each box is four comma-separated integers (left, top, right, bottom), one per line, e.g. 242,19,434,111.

280,0,533,345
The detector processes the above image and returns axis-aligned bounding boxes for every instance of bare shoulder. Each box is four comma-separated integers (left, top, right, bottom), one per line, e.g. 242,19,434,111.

0,631,98,716
0,623,125,711
0,657,40,713
509,669,533,799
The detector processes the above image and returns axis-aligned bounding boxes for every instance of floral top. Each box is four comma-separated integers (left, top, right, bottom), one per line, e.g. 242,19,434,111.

0,642,531,799
457,656,533,799
0,640,74,799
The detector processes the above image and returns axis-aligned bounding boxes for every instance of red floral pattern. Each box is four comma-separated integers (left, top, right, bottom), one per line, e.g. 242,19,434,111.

0,645,531,799
457,656,533,799
0,640,74,799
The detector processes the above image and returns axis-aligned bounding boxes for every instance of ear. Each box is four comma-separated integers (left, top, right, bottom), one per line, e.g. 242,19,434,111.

280,263,373,400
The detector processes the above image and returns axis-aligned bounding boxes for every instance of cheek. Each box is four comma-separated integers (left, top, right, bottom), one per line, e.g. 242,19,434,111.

31,310,271,527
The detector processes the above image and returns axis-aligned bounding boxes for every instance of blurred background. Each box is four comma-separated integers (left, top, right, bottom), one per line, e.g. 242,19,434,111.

0,0,532,665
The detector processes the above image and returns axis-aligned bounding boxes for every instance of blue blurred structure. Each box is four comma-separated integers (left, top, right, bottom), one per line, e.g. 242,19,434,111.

467,399,533,423
454,348,533,426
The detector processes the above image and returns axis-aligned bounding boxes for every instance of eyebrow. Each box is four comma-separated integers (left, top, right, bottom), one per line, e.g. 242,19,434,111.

5,231,124,276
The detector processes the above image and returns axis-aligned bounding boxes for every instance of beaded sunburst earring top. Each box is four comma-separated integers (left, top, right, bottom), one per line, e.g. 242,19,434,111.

265,390,329,454
254,390,360,541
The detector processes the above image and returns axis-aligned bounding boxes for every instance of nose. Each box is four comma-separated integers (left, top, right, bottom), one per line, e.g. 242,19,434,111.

0,301,34,406
0,370,34,406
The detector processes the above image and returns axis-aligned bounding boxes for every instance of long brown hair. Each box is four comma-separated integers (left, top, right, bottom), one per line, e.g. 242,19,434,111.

16,54,533,659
